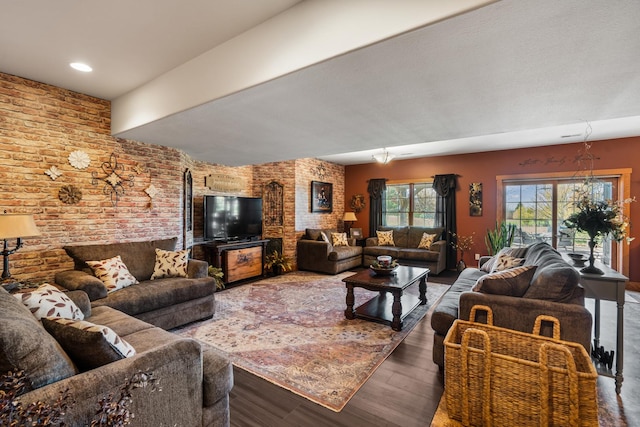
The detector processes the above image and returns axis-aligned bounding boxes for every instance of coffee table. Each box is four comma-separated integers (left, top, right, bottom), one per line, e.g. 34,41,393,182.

342,266,429,331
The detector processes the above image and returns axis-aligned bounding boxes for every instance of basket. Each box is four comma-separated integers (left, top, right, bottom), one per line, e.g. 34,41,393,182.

444,305,598,426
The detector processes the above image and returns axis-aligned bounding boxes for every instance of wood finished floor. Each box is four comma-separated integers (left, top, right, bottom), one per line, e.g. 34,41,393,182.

227,275,640,427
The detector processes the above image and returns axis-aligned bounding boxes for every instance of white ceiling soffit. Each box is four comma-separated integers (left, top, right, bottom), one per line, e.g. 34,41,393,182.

114,0,640,166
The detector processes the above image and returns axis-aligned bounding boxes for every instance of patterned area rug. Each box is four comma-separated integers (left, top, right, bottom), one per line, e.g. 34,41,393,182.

175,271,449,412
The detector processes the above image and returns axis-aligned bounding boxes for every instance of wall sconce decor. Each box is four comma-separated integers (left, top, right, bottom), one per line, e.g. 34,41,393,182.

91,153,134,207
470,182,482,216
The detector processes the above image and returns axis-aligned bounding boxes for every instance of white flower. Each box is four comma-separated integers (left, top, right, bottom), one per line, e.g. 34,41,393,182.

68,150,90,169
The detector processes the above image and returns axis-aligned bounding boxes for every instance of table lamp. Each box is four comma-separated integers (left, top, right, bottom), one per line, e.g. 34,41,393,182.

343,212,357,235
0,214,41,279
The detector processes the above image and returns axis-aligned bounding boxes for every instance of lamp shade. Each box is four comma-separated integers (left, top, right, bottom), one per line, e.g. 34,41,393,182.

343,212,357,222
0,214,41,239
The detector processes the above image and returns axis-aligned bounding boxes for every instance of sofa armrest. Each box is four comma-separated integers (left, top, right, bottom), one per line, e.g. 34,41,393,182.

188,258,209,278
55,270,108,301
17,339,206,427
459,292,592,352
429,240,448,275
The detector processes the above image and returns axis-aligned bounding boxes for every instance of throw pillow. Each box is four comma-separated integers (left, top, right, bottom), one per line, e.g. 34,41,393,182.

331,232,349,247
376,230,395,246
492,254,525,272
86,255,139,293
418,233,437,249
318,231,331,243
14,283,84,320
150,248,190,279
472,265,537,297
42,317,136,371
481,247,529,272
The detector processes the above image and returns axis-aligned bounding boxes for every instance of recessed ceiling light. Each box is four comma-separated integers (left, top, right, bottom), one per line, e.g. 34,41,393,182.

70,62,92,72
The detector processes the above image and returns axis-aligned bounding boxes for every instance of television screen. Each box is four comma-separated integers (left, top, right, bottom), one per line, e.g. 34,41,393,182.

203,196,263,241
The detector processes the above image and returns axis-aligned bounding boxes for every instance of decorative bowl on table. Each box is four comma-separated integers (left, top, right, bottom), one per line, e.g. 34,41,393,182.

370,259,399,275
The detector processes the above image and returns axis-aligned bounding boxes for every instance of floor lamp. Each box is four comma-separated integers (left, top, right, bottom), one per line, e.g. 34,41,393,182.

0,214,41,281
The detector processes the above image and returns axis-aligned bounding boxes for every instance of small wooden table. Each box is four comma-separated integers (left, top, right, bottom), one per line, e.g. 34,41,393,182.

342,266,429,331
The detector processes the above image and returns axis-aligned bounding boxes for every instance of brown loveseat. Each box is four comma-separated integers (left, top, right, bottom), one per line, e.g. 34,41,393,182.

2,287,233,426
296,228,363,274
363,226,447,274
55,237,215,329
430,242,592,370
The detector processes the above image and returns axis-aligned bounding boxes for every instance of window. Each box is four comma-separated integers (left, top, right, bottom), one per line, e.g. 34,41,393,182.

383,182,437,227
498,169,631,274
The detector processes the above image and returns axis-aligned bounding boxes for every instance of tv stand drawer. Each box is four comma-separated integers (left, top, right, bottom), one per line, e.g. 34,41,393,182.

224,246,263,283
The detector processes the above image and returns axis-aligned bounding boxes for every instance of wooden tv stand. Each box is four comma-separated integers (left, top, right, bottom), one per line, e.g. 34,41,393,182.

202,239,269,284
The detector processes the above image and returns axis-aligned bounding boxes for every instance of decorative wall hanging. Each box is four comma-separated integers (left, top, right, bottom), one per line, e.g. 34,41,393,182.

45,166,63,180
469,182,482,216
68,150,90,169
91,153,134,207
183,169,193,250
133,162,147,175
264,181,284,227
204,173,246,193
313,165,327,180
145,184,159,209
350,194,366,213
311,181,332,213
58,185,82,204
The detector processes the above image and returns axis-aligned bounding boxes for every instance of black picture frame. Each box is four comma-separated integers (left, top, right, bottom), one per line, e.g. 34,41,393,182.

311,181,333,213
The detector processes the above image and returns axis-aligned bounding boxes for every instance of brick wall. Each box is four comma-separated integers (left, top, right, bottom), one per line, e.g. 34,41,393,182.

0,72,345,282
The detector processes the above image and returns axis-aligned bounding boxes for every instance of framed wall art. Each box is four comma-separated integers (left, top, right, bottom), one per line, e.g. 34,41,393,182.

470,182,482,216
311,181,333,213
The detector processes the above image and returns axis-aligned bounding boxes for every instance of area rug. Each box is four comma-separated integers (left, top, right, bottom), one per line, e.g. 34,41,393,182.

175,271,449,412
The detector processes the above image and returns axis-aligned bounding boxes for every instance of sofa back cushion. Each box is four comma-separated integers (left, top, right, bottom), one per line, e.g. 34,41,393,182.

407,227,444,248
64,237,178,282
378,226,409,247
0,288,77,393
523,242,581,303
305,228,337,241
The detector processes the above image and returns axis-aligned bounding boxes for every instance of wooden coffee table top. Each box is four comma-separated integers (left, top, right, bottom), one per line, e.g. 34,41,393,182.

342,266,430,291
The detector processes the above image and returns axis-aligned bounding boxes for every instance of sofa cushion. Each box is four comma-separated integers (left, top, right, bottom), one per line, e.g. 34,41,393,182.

151,248,189,279
431,268,484,335
14,284,84,320
0,288,77,392
397,248,441,262
90,277,215,316
86,255,139,292
523,242,580,303
63,237,178,282
328,245,362,261
305,228,336,241
472,265,537,297
363,246,401,259
42,317,136,371
376,230,395,246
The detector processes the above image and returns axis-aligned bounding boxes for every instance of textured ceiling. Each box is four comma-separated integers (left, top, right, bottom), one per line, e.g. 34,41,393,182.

2,0,639,166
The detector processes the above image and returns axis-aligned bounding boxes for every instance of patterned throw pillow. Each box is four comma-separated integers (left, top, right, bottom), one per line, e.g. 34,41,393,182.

472,265,537,297
150,248,189,279
86,255,139,293
42,317,136,371
14,284,84,320
331,232,349,247
418,233,437,249
492,254,525,272
376,230,395,246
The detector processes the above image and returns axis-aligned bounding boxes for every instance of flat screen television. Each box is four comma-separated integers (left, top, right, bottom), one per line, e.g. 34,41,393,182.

203,195,263,242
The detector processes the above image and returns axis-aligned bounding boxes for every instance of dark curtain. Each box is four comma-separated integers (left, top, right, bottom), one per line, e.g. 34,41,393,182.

433,174,457,269
367,178,387,237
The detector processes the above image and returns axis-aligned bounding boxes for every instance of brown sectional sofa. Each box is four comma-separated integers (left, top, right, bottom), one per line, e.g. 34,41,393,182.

55,237,216,329
296,228,363,274
430,242,593,370
363,226,447,275
1,287,233,426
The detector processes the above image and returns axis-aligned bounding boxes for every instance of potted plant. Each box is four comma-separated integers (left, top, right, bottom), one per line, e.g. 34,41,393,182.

264,250,292,276
207,266,225,290
485,221,517,255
